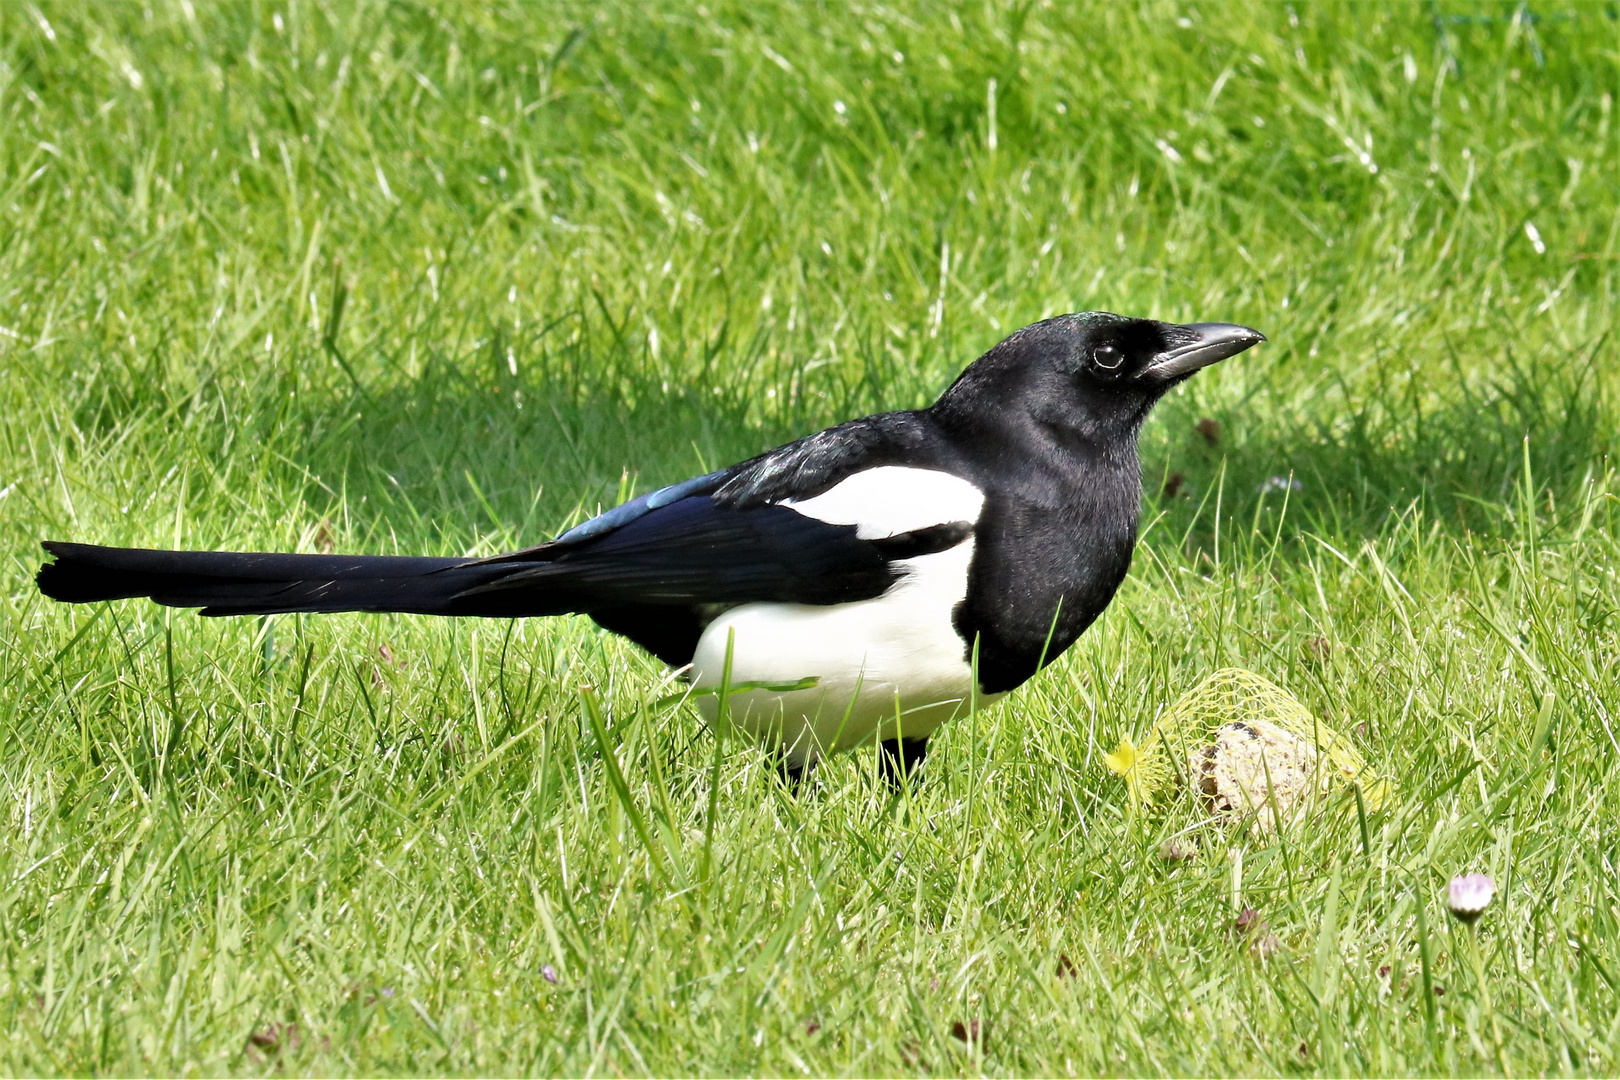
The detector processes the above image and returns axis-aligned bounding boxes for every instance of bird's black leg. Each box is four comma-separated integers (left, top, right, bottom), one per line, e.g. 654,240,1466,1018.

879,737,929,789
778,754,816,789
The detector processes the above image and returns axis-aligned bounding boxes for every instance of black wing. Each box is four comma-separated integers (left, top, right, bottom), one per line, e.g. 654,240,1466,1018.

461,493,970,666
467,496,898,608
461,411,970,665
712,411,955,509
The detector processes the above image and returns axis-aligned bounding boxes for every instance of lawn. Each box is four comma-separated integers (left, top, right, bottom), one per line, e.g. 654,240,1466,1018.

2,1,1618,1074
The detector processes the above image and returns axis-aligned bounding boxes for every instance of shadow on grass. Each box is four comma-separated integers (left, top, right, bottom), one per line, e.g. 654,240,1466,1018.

290,367,798,553
69,306,1605,559
302,350,1615,561
1145,337,1616,545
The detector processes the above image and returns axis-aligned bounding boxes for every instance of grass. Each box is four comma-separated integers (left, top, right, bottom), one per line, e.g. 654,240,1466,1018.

2,0,1619,1073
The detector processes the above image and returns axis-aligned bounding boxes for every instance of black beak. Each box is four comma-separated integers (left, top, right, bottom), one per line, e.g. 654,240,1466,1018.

1144,322,1266,381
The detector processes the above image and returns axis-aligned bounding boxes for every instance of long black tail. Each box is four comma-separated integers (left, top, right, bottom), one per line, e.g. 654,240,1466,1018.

36,541,563,618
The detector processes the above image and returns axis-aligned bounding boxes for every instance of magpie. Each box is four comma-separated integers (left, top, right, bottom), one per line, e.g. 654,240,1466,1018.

37,313,1263,783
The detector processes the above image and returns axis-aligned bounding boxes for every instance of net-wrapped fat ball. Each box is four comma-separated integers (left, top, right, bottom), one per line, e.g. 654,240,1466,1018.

1106,668,1388,820
1189,718,1328,832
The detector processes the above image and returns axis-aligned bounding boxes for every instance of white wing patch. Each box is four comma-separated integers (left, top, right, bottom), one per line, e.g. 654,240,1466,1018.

783,466,984,539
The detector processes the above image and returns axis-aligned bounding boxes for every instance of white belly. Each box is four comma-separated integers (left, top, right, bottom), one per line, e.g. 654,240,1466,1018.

690,539,1002,767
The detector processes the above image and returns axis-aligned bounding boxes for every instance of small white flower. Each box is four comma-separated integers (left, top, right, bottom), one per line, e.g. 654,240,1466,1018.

1259,475,1303,494
1524,221,1545,255
1447,873,1495,924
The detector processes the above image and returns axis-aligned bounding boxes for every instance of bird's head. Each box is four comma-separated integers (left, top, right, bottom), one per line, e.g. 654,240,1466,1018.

933,312,1265,453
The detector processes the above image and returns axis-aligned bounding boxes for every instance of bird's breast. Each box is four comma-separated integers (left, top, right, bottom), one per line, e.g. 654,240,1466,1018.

956,473,1141,694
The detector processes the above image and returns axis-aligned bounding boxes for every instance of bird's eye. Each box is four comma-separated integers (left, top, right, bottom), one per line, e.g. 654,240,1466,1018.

1093,344,1125,371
